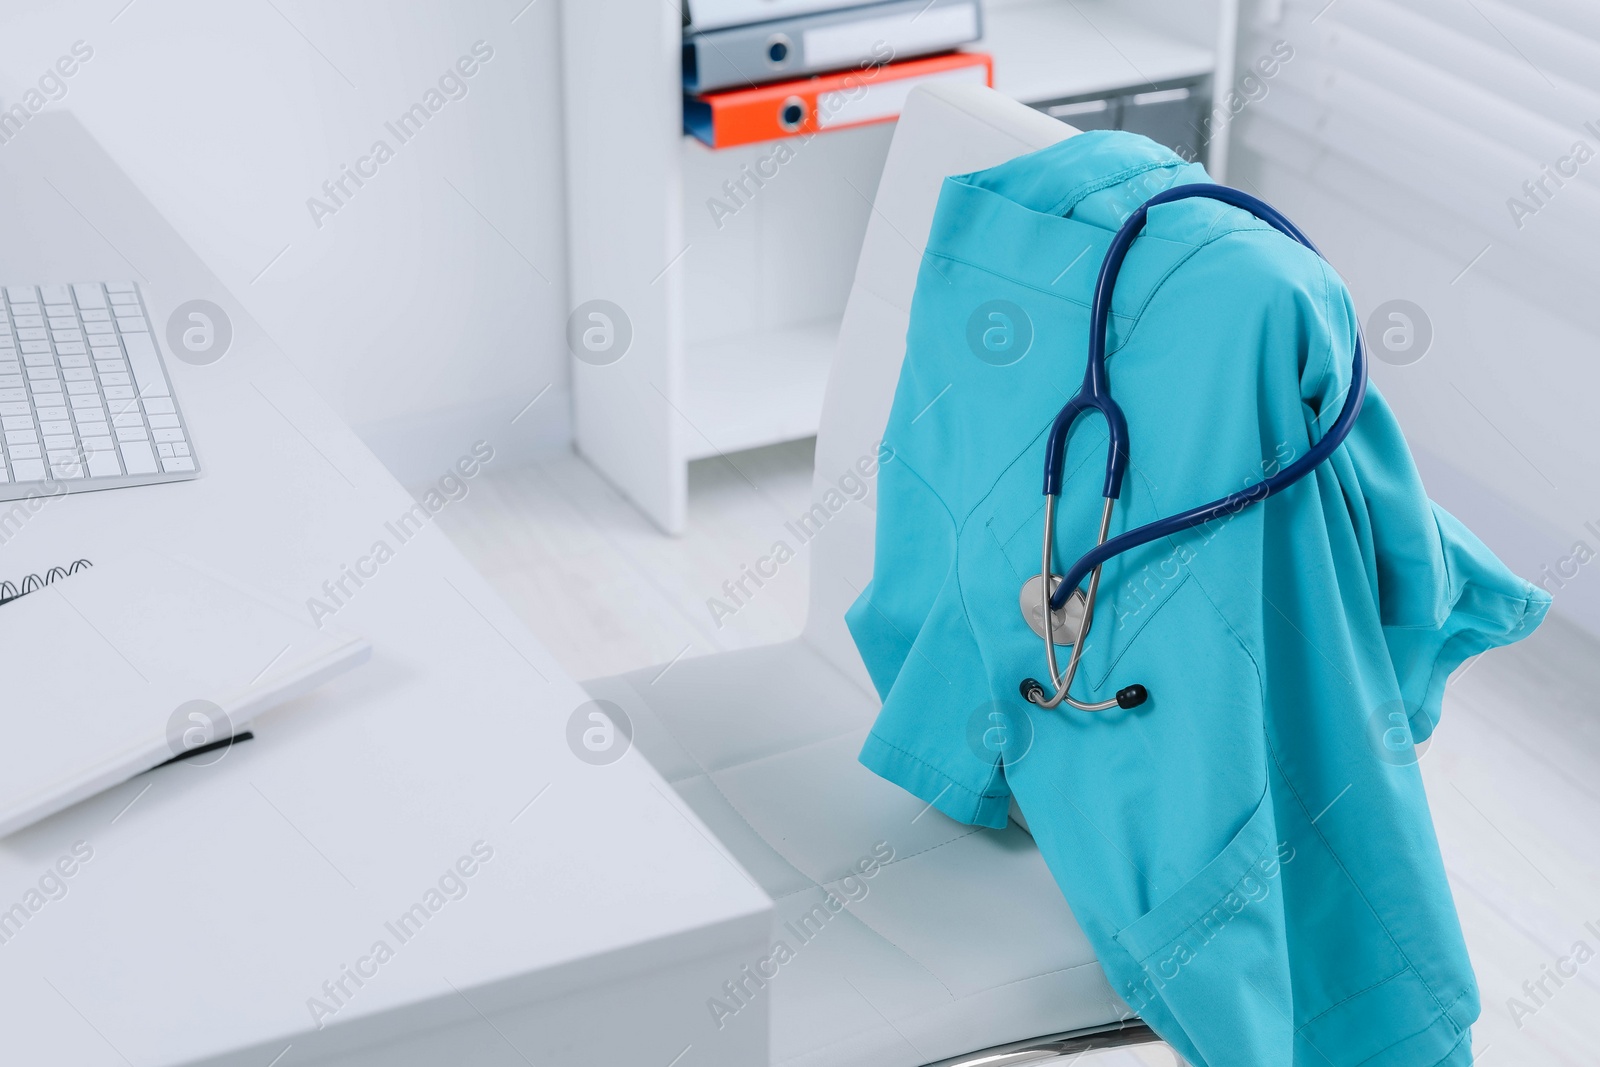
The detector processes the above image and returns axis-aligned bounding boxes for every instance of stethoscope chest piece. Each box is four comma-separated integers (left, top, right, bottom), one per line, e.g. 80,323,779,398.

1020,574,1089,644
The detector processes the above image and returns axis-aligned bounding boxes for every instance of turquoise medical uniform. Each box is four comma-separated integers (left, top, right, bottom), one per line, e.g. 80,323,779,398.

847,132,1550,1067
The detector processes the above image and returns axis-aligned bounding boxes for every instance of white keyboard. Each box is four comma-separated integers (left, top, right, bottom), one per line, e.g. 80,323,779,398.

0,282,199,501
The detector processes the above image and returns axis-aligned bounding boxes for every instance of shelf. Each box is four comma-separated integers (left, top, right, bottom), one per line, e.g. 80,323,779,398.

679,318,839,460
984,0,1216,105
565,0,1233,532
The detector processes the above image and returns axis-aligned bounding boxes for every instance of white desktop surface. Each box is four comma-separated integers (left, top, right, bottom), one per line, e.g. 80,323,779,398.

0,113,771,1066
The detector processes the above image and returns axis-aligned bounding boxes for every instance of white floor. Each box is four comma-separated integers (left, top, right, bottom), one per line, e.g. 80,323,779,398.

425,442,1600,1067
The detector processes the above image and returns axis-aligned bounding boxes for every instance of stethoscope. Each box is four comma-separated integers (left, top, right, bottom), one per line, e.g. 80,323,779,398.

1019,183,1369,711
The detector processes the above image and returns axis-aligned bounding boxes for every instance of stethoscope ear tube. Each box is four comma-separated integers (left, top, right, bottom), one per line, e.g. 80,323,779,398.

1051,336,1364,610
1025,183,1369,710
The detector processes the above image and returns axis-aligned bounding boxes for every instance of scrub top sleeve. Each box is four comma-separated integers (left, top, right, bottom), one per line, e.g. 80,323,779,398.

1391,502,1550,742
1303,267,1551,743
846,453,958,701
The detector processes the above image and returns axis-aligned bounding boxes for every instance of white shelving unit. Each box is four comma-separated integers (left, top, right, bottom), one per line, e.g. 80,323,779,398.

561,0,1238,533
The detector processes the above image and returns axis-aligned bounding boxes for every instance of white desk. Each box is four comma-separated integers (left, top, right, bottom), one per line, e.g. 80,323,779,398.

0,113,771,1066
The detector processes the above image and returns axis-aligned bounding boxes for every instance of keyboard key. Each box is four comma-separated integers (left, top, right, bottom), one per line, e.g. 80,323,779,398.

116,425,149,441
0,389,27,401
9,303,39,317
173,442,190,457
148,414,180,429
73,283,107,309
83,321,116,335
118,439,157,474
9,443,41,459
142,397,175,414
55,341,86,355
20,340,50,353
95,360,127,374
49,459,83,479
39,285,70,305
6,286,36,303
117,316,148,332
35,406,67,421
157,442,174,457
16,328,46,342
87,448,120,477
106,281,136,292
152,427,185,443
80,308,110,322
0,402,29,416
103,385,134,400
76,422,108,439
58,355,89,368
122,334,169,398
66,381,98,396
43,434,76,449
40,421,73,436
23,352,53,367
31,382,63,396
12,315,42,329
11,457,44,482
62,368,94,382
48,316,76,329
109,292,139,305
2,416,34,431
162,455,196,473
112,412,142,428
99,372,130,387
0,468,8,484
5,429,37,445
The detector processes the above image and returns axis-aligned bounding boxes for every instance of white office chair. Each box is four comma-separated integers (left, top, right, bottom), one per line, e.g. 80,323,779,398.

584,84,1164,1066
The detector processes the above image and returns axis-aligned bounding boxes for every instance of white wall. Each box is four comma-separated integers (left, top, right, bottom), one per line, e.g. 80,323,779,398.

1231,0,1600,639
0,0,570,484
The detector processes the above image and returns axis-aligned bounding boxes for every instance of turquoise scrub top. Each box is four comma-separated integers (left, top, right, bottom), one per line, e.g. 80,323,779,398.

846,132,1550,1067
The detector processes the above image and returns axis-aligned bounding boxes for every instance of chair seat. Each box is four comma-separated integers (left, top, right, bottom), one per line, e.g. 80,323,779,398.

585,638,1127,1066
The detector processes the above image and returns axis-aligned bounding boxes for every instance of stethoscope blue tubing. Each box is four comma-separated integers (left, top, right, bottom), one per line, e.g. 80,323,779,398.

1044,183,1369,613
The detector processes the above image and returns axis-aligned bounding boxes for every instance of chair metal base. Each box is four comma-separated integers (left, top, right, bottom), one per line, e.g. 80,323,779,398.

927,1020,1163,1066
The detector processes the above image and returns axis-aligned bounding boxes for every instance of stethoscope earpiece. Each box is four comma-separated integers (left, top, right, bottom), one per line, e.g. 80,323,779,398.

1020,183,1368,713
1019,679,1147,709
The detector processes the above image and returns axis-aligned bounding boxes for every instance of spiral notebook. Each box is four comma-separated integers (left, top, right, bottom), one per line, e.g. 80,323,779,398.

0,548,370,837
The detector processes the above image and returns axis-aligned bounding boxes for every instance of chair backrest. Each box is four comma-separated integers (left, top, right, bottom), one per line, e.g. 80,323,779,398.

801,84,1076,682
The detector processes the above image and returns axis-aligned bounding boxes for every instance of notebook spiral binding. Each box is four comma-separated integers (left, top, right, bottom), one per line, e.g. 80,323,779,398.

0,559,94,606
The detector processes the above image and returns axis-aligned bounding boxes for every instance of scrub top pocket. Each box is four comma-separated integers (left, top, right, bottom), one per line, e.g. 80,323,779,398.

1113,791,1294,1066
